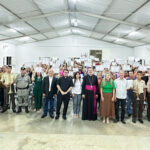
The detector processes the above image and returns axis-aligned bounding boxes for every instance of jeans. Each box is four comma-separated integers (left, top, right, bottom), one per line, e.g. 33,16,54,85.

53,95,57,110
73,94,81,115
126,94,133,115
43,97,54,116
48,96,57,110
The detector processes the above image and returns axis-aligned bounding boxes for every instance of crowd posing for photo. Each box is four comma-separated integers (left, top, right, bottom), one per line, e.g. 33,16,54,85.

0,57,150,125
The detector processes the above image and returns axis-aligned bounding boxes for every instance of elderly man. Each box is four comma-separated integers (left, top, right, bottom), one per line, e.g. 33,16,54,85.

1,66,16,113
114,70,128,124
41,69,57,119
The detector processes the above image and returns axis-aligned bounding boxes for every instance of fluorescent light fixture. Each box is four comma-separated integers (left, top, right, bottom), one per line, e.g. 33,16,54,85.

115,38,122,42
72,29,79,33
128,31,139,36
18,36,31,41
115,38,128,44
71,19,78,27
9,29,17,33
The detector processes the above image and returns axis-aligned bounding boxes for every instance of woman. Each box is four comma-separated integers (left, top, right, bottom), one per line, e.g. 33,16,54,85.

33,71,43,111
112,73,117,80
97,72,102,108
72,72,82,118
100,73,116,124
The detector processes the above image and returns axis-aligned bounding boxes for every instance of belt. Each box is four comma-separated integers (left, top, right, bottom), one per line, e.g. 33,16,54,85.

17,86,29,90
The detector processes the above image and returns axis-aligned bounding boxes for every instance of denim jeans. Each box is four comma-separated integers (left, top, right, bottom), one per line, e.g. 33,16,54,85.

53,95,57,110
126,94,133,115
73,94,81,115
43,97,54,116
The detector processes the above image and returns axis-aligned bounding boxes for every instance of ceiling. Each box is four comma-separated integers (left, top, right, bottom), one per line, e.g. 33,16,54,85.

0,0,150,48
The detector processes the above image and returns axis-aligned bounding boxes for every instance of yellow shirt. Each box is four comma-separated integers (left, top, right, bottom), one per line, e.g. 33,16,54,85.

1,73,16,85
133,79,146,94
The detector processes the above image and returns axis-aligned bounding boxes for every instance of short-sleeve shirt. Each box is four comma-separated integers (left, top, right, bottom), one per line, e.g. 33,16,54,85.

1,73,16,85
15,74,31,88
101,80,115,93
133,79,146,94
57,76,73,92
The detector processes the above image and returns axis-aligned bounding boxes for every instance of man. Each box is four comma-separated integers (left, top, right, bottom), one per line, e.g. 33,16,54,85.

114,70,128,124
147,70,150,121
55,69,73,120
126,70,135,117
1,66,16,113
15,67,31,113
147,70,150,122
82,67,98,121
132,71,146,124
141,70,149,121
0,67,4,109
41,69,57,119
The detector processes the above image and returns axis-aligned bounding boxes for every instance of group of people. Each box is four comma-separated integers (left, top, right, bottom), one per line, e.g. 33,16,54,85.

0,58,150,125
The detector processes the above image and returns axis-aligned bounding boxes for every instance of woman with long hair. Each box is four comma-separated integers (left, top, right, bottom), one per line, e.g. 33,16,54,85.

72,72,82,118
33,71,43,111
97,72,103,108
100,73,116,124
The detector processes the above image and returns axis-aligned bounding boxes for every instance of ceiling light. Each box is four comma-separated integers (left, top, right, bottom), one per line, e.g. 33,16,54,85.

128,31,139,36
115,38,127,43
72,29,79,33
18,36,31,41
115,38,122,42
71,19,78,27
9,29,17,33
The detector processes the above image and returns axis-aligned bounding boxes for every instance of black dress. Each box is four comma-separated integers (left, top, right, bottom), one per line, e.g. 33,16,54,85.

82,75,98,120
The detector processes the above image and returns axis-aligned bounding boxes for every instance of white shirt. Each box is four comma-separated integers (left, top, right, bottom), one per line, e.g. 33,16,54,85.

115,78,128,99
72,79,82,94
49,77,53,91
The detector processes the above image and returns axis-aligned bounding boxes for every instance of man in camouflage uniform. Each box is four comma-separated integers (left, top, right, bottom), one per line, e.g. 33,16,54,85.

15,67,31,113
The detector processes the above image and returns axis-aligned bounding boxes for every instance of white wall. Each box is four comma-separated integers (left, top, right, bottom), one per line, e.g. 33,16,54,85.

134,45,150,64
15,35,134,71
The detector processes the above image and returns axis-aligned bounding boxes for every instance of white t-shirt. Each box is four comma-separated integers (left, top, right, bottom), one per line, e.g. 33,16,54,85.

72,79,82,94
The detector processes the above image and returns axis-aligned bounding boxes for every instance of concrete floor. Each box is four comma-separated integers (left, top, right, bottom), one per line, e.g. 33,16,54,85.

0,102,150,150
